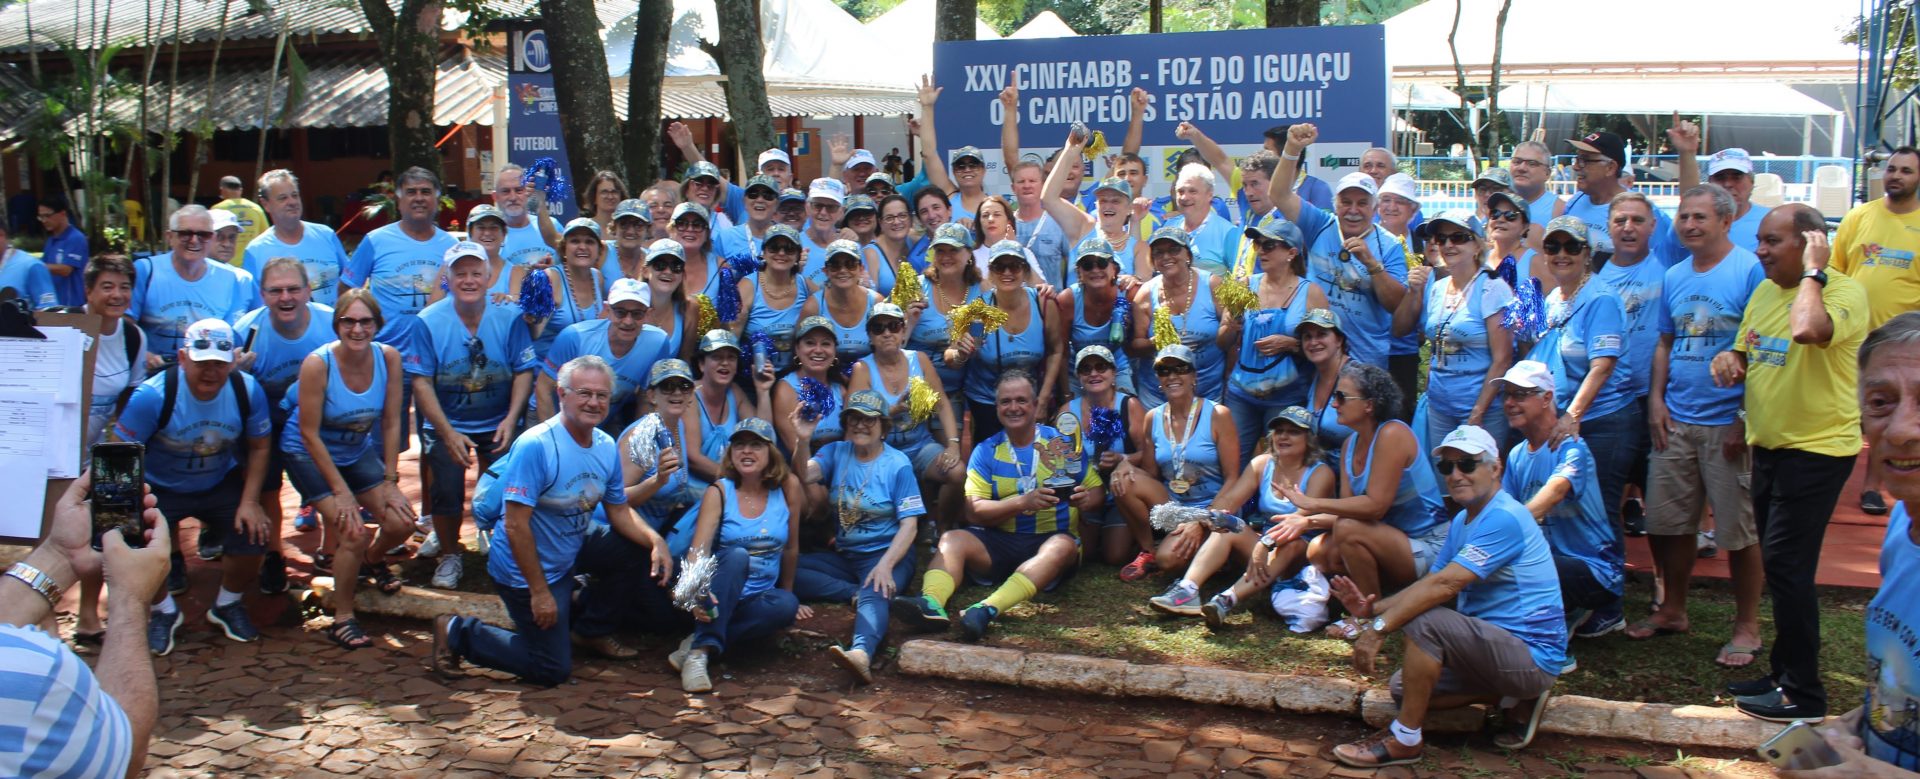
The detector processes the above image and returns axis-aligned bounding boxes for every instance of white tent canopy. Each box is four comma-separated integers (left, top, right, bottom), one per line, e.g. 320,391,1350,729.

865,0,1001,79
1392,82,1464,111
603,0,911,90
1487,81,1843,118
1008,11,1077,39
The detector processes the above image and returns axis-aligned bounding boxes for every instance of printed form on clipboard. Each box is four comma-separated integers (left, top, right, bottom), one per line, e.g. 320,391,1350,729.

0,326,88,478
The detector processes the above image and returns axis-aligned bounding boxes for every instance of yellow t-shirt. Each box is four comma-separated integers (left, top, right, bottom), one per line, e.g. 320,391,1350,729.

1733,270,1868,456
1831,199,1920,330
212,198,271,264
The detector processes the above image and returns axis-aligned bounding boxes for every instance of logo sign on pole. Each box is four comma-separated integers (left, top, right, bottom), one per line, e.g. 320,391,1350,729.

505,23,574,220
932,25,1388,198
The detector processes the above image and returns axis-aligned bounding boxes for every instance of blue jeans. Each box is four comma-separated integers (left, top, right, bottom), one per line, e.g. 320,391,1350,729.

1420,397,1510,473
795,549,915,654
1226,391,1303,471
693,546,799,655
1577,400,1644,533
448,523,661,687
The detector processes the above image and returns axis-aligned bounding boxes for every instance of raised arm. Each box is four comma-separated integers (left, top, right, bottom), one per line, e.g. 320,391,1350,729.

1669,114,1701,194
1121,88,1149,157
668,121,705,164
999,76,1023,173
914,75,956,195
1175,122,1236,186
1041,133,1098,244
1268,123,1316,223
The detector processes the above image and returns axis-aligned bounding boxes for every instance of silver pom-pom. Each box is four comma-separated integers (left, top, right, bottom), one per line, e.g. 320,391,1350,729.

626,414,666,470
1149,503,1211,533
672,551,718,613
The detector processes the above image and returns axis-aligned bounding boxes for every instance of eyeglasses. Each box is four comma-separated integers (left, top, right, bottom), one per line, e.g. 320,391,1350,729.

34,211,55,220
1489,209,1525,223
609,306,646,320
1510,157,1547,169
1543,239,1589,255
881,213,912,224
466,337,490,371
1505,387,1547,399
1427,231,1475,247
1435,457,1483,475
649,258,685,272
1154,363,1194,377
1574,156,1611,167
1077,256,1113,270
337,316,377,331
868,320,904,334
190,337,234,352
264,285,307,297
810,203,841,213
656,380,694,395
174,230,214,242
567,389,612,402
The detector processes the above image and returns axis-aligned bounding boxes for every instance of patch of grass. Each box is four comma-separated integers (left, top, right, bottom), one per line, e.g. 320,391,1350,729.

942,561,1871,708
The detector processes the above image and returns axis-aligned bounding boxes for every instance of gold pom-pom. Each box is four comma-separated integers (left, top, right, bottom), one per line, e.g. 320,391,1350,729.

1082,129,1109,161
695,294,717,334
890,263,922,308
1150,303,1179,350
1216,276,1258,319
975,303,1009,335
907,376,940,424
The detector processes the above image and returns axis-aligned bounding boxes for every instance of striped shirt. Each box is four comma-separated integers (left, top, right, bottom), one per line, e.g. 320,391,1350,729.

964,425,1104,536
0,625,134,779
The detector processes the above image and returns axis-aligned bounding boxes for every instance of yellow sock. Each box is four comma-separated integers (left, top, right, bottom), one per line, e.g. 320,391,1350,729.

922,569,956,609
980,572,1038,613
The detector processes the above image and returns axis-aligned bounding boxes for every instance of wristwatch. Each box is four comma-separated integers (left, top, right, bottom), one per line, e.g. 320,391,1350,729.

6,562,62,607
1801,268,1828,286
1368,616,1388,633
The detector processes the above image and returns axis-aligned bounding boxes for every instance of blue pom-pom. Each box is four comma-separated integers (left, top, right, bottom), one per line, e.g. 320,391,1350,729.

1494,254,1546,345
732,255,762,276
1088,405,1123,449
519,267,556,321
715,267,743,324
797,376,836,422
522,158,574,206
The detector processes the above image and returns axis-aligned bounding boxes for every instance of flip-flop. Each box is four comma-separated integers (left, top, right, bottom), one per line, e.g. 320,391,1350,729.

71,629,105,648
1715,642,1762,669
1622,618,1688,640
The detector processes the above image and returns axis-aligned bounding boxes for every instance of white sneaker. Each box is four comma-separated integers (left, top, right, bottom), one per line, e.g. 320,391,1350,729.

417,530,442,559
681,647,713,692
431,555,463,589
668,634,694,671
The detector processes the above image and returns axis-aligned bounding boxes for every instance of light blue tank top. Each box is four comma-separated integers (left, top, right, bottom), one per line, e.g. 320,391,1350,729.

1227,274,1312,406
861,351,933,453
1135,269,1224,404
827,293,875,365
1256,460,1325,531
281,343,387,466
627,415,705,527
906,277,973,391
697,389,739,467
1343,420,1445,538
781,373,844,448
533,267,604,361
746,274,809,374
964,288,1047,405
715,480,790,598
1068,284,1135,393
864,244,898,298
1150,401,1224,508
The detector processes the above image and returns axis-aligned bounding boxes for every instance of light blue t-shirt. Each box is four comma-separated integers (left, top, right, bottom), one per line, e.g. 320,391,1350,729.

340,222,456,321
487,416,626,588
44,225,90,307
242,222,350,306
280,342,390,466
1422,272,1515,419
542,319,670,421
1862,502,1920,770
1531,280,1631,419
799,234,837,288
712,480,791,598
128,255,259,364
231,303,336,410
1503,437,1623,597
0,247,57,310
815,440,925,555
1431,490,1569,675
404,299,537,433
530,267,604,363
1593,256,1666,398
1728,204,1772,253
1171,210,1243,280
113,369,271,492
1656,247,1765,425
1017,212,1070,288
1297,204,1409,367
1563,192,1681,265
502,216,563,267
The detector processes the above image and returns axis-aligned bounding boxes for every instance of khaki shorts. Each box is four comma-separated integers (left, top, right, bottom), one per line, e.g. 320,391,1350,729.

1389,607,1560,703
1646,421,1756,550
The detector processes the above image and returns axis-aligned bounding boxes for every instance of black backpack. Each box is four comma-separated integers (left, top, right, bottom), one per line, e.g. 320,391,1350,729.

151,366,252,440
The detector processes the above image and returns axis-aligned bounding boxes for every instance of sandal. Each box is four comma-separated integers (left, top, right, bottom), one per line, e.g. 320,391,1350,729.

1325,618,1362,641
1715,642,1763,669
1622,618,1688,640
327,618,373,650
361,563,403,595
71,629,105,648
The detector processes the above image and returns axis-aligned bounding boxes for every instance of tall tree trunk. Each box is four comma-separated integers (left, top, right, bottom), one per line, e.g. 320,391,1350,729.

1446,0,1476,167
360,0,445,179
538,0,625,190
706,0,776,160
161,0,183,224
1265,0,1317,27
1149,0,1162,33
624,0,674,186
129,0,163,241
256,12,292,184
185,0,233,203
935,0,977,41
1482,0,1514,164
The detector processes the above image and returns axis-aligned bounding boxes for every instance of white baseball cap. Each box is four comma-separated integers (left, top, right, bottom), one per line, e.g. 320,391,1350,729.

184,318,237,363
1380,173,1419,205
441,241,488,269
808,177,847,205
1706,148,1754,177
608,277,651,307
1431,425,1500,459
1495,359,1556,392
1336,172,1378,198
758,148,792,170
210,209,241,233
844,149,877,171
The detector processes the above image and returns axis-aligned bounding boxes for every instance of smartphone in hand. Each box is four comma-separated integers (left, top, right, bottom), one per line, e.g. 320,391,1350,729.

89,441,147,550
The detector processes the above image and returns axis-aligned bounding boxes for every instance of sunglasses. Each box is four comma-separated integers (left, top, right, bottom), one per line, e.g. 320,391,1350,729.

1257,239,1293,253
1427,231,1476,246
1488,209,1524,223
649,258,686,272
1154,363,1195,377
827,257,862,270
1077,256,1113,270
337,316,377,331
1331,389,1360,405
672,220,707,231
745,189,777,201
1435,457,1483,475
466,337,489,370
1543,239,1589,255
656,380,694,395
953,160,985,171
868,319,905,334
1077,360,1114,374
990,260,1026,274
609,306,646,320
763,242,800,255
190,337,234,352
174,230,215,242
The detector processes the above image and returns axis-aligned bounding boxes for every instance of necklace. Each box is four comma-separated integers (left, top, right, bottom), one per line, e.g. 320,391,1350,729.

1163,399,1202,494
1431,275,1472,368
1160,270,1199,345
1548,273,1591,330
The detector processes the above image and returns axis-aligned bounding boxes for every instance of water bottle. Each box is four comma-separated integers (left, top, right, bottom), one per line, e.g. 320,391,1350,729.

655,426,680,489
1206,510,1247,534
753,340,770,375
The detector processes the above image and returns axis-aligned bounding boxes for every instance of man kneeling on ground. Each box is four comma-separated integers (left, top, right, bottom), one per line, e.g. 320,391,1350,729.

1328,425,1567,768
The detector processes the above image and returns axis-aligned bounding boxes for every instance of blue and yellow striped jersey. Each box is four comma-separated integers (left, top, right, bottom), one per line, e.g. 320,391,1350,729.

964,425,1104,536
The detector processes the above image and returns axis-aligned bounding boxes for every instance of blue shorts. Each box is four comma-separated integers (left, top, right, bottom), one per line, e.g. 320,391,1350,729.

284,452,389,506
899,439,944,474
962,527,1078,591
151,471,267,556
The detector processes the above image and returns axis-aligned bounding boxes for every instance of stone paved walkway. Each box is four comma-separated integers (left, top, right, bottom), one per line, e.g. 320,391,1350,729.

121,614,1771,779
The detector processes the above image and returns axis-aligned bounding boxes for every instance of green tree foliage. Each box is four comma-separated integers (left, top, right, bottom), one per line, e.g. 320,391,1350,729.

1847,1,1917,91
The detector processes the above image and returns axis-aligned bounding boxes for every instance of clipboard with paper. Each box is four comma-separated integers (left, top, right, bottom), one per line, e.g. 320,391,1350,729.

0,308,100,545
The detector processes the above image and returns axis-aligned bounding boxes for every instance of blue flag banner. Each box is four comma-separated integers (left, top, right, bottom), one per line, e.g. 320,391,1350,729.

932,25,1388,199
506,24,576,221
